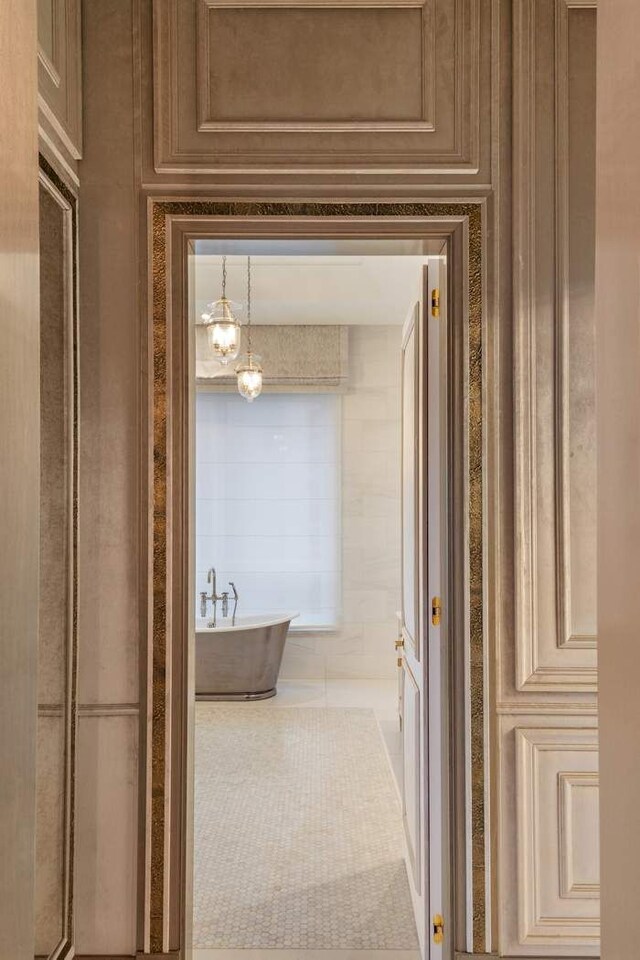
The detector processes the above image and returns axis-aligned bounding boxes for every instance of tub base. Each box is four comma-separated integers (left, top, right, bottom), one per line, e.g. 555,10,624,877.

196,687,277,702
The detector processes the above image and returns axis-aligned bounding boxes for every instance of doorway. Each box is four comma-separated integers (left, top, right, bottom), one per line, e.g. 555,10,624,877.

189,242,443,957
141,203,485,959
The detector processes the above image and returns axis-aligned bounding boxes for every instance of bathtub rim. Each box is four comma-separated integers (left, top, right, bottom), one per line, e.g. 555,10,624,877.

195,612,299,634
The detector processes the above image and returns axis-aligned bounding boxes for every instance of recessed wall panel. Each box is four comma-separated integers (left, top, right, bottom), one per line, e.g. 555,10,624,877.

514,0,597,690
201,7,425,127
516,727,599,950
563,6,597,647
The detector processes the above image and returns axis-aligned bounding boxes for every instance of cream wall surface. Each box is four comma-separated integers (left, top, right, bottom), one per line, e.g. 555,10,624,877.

596,1,640,956
0,3,40,957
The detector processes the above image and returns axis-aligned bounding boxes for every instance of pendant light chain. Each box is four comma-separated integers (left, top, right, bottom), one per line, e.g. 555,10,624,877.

246,255,252,357
222,255,227,298
236,253,263,402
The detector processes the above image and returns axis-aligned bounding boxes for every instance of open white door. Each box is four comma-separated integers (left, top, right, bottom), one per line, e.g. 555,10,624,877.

400,263,448,959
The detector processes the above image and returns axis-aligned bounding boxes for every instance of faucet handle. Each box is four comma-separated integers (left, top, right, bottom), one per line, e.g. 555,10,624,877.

199,591,209,618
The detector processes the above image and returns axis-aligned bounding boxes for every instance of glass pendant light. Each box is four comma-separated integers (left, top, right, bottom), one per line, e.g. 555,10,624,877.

200,255,241,364
236,256,263,402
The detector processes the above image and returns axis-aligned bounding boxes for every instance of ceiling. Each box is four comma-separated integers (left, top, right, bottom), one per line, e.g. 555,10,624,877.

192,254,443,327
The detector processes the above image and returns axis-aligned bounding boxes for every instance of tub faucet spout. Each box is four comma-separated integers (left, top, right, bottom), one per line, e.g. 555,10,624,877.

228,582,239,625
205,567,220,626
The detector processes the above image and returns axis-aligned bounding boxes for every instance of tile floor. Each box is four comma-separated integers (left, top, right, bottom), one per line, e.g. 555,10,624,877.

225,679,403,795
193,952,419,960
193,679,415,959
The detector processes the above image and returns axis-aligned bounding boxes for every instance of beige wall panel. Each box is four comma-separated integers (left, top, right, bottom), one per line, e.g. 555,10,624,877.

515,727,599,949
513,0,597,693
0,1,40,955
498,715,599,957
78,0,139,706
34,714,65,956
596,0,640,956
562,6,596,647
152,0,488,176
38,183,69,708
76,3,141,951
75,714,138,955
38,0,82,174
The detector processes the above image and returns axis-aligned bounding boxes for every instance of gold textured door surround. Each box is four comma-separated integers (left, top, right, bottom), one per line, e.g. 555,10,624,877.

144,200,485,956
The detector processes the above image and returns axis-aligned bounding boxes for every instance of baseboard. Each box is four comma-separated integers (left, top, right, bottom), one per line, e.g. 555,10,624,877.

75,954,179,960
455,953,599,960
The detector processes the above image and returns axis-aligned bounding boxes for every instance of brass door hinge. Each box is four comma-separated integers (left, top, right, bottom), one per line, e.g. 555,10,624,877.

395,638,404,650
431,596,442,626
397,655,403,668
432,913,444,944
431,288,440,317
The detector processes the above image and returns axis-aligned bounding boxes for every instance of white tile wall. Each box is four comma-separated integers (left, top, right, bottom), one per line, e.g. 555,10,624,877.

280,326,402,681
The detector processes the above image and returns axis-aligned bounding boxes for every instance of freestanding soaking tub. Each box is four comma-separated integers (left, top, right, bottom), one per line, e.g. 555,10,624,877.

195,613,299,700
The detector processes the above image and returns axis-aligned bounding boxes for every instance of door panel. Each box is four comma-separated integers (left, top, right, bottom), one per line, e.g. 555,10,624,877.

400,262,447,959
402,661,422,892
401,304,419,659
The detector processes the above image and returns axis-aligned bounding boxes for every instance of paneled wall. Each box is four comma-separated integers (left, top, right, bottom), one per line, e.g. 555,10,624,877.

499,0,599,954
151,0,491,179
70,0,599,957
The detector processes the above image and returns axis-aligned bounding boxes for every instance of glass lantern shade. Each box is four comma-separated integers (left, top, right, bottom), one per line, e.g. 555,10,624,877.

201,297,241,364
236,354,263,402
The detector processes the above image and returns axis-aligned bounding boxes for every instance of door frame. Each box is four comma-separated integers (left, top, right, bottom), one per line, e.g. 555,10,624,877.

139,200,486,958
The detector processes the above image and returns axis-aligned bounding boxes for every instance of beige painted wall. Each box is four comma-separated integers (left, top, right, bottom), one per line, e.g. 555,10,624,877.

75,0,139,953
0,1,40,956
596,2,640,956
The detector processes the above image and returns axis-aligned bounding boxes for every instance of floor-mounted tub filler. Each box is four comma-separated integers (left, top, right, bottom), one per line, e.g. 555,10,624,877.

195,613,299,701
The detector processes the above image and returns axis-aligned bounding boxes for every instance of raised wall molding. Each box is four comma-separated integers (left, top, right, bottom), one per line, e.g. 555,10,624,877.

197,0,435,133
37,0,82,176
516,727,599,950
513,0,597,691
558,771,600,899
152,0,485,175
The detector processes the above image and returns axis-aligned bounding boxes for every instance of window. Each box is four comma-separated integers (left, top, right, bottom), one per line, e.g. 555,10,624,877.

195,391,340,627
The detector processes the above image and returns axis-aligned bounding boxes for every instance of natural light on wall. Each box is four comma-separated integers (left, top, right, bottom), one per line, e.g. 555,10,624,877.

195,391,341,627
